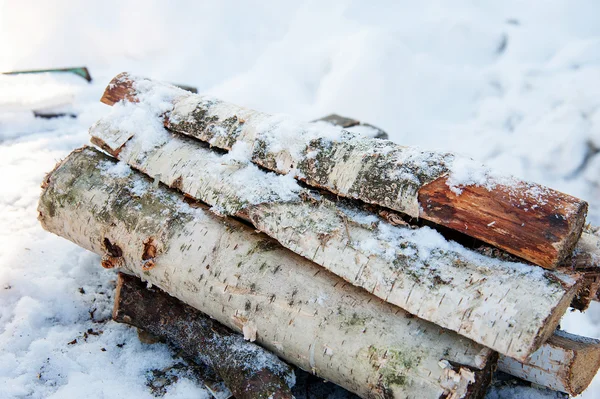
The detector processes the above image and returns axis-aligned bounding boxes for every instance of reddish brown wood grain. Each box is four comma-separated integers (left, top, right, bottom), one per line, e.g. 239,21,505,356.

418,176,587,269
100,73,138,106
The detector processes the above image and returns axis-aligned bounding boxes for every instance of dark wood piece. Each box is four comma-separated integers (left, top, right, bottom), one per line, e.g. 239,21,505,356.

113,272,294,399
418,177,587,269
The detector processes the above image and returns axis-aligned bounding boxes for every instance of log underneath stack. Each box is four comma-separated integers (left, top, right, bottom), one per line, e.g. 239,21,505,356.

100,72,588,269
38,147,496,399
113,272,295,399
89,118,580,361
117,270,600,398
498,330,600,396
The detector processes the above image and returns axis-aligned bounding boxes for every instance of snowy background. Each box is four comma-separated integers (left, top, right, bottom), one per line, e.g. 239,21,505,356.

1,1,600,398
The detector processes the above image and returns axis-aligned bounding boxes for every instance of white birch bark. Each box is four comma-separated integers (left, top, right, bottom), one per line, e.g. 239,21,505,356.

498,330,600,396
98,73,588,269
38,147,496,399
89,120,580,361
166,94,452,218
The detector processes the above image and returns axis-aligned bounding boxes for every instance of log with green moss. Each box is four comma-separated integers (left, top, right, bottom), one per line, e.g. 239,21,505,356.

89,117,580,361
38,146,496,399
99,72,588,270
113,272,294,399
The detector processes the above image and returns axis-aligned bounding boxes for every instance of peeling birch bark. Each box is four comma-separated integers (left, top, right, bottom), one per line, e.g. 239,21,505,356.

498,330,600,396
99,72,588,269
38,147,496,399
113,272,295,399
89,121,580,361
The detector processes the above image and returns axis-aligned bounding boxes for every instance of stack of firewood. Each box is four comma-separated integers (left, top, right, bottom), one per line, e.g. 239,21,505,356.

38,73,600,399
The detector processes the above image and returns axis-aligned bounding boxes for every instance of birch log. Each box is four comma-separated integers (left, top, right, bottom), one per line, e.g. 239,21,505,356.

559,227,600,309
498,330,600,396
113,272,295,399
99,72,588,269
315,112,600,313
89,120,580,361
317,113,600,313
38,147,496,399
569,226,600,303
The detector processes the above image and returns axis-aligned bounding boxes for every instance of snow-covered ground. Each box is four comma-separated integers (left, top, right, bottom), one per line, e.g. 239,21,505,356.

1,1,599,398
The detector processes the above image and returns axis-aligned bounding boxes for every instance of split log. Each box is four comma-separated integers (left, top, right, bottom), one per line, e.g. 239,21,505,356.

113,272,295,399
317,113,600,313
498,330,600,396
316,113,600,313
89,120,580,361
38,147,497,399
99,72,588,269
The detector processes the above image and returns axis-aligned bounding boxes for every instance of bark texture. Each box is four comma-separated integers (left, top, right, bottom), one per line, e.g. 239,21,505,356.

113,272,295,399
498,330,600,395
561,227,600,309
38,147,496,399
89,120,579,361
99,72,588,269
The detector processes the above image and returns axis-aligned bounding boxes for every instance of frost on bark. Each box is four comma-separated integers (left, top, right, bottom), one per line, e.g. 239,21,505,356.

498,330,600,396
113,272,295,399
99,72,588,269
89,121,580,361
38,147,496,399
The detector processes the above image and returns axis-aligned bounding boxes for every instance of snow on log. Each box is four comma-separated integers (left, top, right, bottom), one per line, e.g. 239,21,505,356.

89,118,580,361
498,330,600,396
487,372,569,399
564,270,600,312
560,227,600,309
99,72,588,269
38,147,497,399
113,272,295,399
570,227,600,270
316,112,600,313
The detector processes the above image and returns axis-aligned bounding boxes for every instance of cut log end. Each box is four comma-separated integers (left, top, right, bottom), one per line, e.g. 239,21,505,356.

533,280,581,354
570,274,600,311
569,342,600,395
101,72,138,106
98,72,588,269
499,331,600,396
559,199,589,266
418,176,588,269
